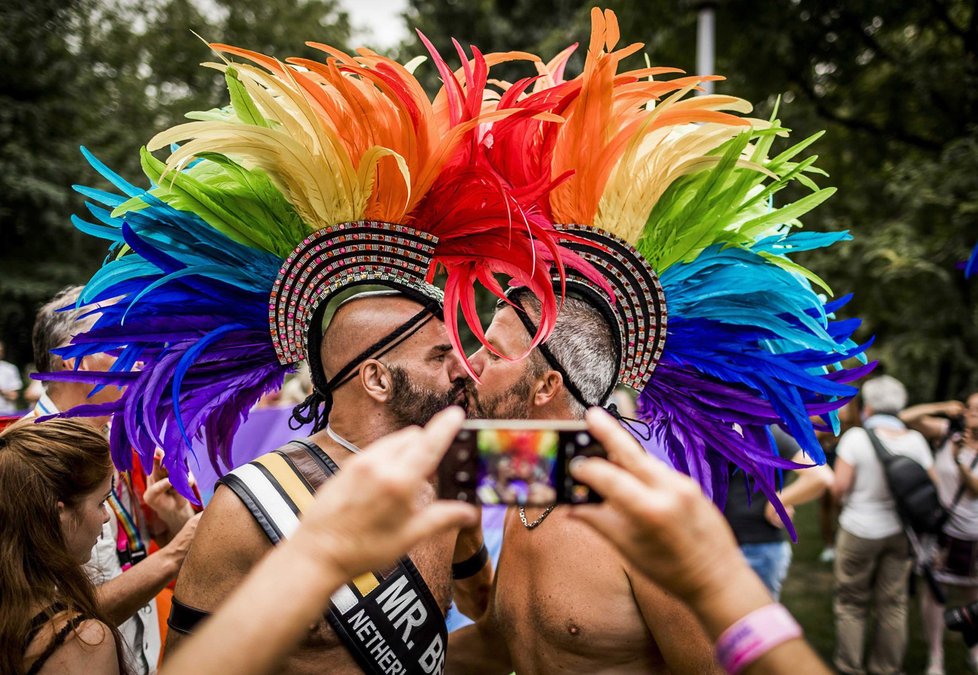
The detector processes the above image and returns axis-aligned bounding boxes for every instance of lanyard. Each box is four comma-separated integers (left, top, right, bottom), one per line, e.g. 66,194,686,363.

107,473,147,568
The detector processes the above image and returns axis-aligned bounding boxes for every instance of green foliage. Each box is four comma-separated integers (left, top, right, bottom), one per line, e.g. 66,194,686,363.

0,0,349,372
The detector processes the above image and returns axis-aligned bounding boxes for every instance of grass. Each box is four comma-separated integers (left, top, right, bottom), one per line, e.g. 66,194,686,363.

782,502,972,674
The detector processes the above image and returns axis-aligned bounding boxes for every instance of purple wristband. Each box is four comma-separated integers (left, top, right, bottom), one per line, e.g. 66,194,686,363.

714,603,802,674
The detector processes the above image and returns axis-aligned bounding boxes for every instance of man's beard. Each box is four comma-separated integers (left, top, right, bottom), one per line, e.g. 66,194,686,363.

388,366,466,427
465,378,532,420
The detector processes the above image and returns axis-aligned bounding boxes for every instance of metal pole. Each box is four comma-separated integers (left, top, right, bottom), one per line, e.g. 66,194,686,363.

695,3,715,95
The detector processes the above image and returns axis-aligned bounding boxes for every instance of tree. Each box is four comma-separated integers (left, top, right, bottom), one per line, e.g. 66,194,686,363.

402,0,978,401
0,0,350,378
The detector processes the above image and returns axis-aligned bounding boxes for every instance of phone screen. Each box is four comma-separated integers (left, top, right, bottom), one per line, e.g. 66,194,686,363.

437,421,605,506
475,428,559,505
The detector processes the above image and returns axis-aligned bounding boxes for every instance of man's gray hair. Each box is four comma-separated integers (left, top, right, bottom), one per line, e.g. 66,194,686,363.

861,375,908,416
33,286,88,374
508,294,618,417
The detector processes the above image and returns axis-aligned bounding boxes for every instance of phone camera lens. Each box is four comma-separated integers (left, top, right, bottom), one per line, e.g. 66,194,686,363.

576,432,589,446
456,471,471,482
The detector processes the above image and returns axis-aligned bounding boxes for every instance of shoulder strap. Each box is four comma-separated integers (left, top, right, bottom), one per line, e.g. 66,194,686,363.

221,440,448,675
23,603,67,649
25,613,88,675
865,428,894,464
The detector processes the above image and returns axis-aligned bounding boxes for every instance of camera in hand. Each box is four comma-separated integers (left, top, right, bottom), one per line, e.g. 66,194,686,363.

945,600,978,647
437,420,606,506
948,415,966,436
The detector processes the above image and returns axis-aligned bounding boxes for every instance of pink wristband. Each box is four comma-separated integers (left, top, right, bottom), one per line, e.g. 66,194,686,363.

714,603,802,674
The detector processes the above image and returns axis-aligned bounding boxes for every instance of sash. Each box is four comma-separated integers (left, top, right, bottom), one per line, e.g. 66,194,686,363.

220,440,447,675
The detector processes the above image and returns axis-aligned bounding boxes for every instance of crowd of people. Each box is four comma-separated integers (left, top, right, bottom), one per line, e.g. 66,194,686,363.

2,7,977,675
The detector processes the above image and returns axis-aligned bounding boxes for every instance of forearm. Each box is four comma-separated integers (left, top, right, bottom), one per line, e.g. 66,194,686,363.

97,549,179,625
446,622,512,674
452,522,491,619
162,541,345,675
453,564,493,620
689,569,829,675
779,468,831,507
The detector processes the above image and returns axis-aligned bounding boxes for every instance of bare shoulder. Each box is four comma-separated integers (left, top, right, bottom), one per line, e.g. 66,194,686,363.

31,618,119,675
173,483,270,609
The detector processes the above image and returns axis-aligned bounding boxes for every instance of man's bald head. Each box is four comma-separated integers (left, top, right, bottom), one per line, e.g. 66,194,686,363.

320,291,432,380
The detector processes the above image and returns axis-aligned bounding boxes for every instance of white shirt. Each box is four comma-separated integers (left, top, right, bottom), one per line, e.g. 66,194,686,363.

837,423,934,539
934,441,978,540
26,395,161,674
0,360,22,414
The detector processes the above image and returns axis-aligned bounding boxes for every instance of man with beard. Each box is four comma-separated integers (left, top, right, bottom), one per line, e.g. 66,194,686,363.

166,291,492,673
451,293,722,674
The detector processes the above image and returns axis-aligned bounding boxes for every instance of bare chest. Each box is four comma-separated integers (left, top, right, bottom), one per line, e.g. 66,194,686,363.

492,509,659,669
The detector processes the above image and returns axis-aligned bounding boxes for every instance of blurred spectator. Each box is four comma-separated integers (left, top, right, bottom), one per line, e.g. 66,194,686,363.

724,426,834,600
279,361,313,407
815,397,862,564
22,364,44,407
831,375,936,675
0,339,24,414
0,418,127,674
900,396,978,675
31,286,199,674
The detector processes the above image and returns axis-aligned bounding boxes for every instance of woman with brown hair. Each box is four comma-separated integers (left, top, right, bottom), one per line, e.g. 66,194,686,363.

0,418,128,674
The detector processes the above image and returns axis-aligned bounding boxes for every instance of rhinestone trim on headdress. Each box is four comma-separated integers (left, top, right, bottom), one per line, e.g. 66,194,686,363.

269,221,443,365
553,224,668,391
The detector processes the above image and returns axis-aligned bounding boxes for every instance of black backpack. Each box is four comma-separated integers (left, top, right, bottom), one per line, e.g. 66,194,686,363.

866,428,947,535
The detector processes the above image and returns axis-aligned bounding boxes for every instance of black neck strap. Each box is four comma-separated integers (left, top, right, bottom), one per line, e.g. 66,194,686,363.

291,297,441,432
508,293,597,410
508,291,651,441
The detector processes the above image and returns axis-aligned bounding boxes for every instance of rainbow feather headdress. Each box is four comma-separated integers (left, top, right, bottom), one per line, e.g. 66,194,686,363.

45,9,871,526
41,34,595,498
484,8,872,531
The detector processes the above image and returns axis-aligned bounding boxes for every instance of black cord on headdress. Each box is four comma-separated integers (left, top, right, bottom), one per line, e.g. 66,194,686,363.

290,391,330,432
508,292,651,440
290,299,441,432
605,402,653,441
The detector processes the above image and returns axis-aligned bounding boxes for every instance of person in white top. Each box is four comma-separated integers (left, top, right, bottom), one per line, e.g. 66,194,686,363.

900,395,978,675
0,339,24,414
831,375,937,675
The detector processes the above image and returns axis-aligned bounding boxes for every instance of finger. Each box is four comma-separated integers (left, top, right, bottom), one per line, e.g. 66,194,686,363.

585,408,666,487
567,503,639,551
404,407,466,474
143,478,170,501
399,501,479,544
150,454,164,478
570,457,665,513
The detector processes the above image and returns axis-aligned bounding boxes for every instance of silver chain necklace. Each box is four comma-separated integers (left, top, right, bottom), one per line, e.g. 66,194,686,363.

518,504,556,530
326,425,361,454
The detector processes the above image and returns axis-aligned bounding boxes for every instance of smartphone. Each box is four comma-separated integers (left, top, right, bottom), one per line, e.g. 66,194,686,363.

437,420,606,506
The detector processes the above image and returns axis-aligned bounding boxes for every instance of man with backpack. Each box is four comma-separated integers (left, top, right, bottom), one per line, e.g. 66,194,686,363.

831,375,939,674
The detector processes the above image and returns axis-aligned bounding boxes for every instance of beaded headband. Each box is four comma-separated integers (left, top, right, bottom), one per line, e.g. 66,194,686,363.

270,221,443,366
552,224,668,391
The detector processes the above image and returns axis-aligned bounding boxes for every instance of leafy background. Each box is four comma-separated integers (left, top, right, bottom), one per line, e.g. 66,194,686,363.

2,0,977,402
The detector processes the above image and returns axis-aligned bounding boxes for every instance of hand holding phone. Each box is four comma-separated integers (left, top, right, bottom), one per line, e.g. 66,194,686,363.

436,420,607,506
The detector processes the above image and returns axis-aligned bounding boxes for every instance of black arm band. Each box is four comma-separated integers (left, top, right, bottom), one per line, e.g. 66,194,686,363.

167,598,211,635
452,543,489,580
